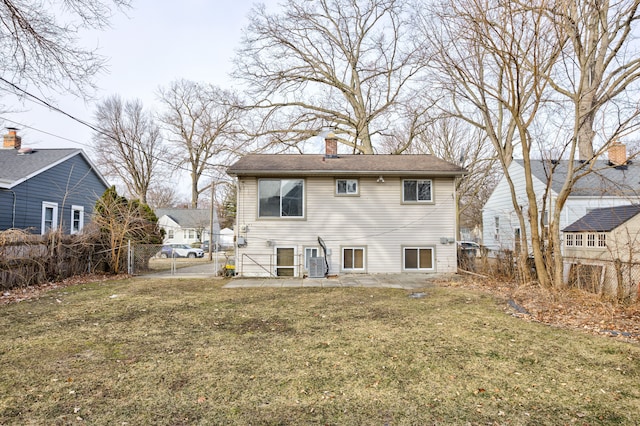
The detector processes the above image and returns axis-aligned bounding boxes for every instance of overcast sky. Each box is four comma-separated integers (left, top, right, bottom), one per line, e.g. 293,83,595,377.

2,0,278,150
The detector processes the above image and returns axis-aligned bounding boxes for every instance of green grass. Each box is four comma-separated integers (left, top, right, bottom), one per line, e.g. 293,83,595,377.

0,277,639,425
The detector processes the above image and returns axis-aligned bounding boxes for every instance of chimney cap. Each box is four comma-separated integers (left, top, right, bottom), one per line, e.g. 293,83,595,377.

325,131,337,140
5,126,18,132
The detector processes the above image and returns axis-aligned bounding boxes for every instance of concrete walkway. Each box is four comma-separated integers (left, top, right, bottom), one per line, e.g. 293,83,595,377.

223,273,455,289
140,261,458,289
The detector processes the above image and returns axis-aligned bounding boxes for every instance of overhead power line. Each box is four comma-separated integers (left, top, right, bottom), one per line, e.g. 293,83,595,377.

0,77,230,181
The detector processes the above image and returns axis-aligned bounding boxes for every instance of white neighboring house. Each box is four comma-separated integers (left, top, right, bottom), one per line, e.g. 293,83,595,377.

226,134,466,278
156,208,220,246
219,227,234,249
482,143,640,253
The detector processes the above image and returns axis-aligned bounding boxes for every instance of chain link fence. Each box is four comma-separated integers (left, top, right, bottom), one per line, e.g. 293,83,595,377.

565,257,640,302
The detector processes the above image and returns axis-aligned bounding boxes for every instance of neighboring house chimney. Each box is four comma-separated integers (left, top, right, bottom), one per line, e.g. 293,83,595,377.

3,127,21,150
608,141,627,166
325,132,338,158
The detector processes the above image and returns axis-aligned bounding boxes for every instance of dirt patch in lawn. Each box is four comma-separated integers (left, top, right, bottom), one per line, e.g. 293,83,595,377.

4,273,638,343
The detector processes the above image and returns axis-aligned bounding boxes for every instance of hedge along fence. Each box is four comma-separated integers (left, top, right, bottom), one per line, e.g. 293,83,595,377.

0,229,108,290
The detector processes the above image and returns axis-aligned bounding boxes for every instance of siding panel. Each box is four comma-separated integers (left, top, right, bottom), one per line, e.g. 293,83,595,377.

0,154,108,233
236,176,458,276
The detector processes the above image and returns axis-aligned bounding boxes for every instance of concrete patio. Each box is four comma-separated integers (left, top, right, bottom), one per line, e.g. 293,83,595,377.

141,261,460,289
222,273,457,289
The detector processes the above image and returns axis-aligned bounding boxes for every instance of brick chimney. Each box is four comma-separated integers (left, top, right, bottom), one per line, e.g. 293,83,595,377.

3,128,21,150
325,132,338,158
608,141,627,166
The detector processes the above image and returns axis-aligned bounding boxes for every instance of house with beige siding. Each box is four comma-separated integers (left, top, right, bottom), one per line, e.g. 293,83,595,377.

226,135,466,278
562,204,640,300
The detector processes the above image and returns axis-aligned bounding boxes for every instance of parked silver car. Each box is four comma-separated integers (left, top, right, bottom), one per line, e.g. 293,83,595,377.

159,244,204,258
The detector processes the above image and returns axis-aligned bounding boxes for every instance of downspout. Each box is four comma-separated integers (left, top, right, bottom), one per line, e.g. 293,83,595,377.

317,236,329,277
235,178,241,276
1,189,16,228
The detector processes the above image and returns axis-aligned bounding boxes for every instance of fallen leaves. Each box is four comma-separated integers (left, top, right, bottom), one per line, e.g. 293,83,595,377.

448,277,640,342
0,274,128,306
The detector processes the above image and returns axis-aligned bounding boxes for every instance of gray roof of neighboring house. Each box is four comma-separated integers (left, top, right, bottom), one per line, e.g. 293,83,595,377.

562,204,640,232
227,154,467,177
156,208,214,228
0,148,108,188
519,159,640,197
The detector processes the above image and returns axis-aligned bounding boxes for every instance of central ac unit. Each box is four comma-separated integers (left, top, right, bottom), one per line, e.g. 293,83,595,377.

308,257,326,278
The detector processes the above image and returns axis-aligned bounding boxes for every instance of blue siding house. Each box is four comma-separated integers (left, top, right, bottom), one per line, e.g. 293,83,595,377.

0,129,109,235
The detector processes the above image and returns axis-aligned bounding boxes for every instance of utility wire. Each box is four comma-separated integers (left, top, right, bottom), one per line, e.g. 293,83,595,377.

0,77,230,181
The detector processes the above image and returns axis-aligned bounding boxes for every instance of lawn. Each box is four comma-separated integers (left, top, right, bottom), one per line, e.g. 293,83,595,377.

0,277,638,425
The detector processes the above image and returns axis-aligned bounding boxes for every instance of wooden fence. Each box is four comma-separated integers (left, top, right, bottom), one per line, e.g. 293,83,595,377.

0,230,106,290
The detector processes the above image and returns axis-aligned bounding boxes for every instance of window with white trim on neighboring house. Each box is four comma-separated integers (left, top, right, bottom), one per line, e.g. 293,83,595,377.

575,234,583,247
41,202,58,234
598,233,606,248
565,233,574,247
71,205,84,234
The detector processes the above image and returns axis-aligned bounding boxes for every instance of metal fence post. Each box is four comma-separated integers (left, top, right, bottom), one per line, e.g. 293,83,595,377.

127,240,132,275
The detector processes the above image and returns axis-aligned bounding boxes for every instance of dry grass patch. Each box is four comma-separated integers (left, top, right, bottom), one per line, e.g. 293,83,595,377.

0,277,639,425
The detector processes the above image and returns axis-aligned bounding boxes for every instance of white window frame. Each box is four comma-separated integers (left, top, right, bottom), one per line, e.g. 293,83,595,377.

41,201,58,235
304,247,320,271
342,247,366,272
575,234,583,247
258,179,305,218
167,229,174,239
336,179,359,195
403,247,435,271
402,179,433,203
587,233,596,247
70,205,84,234
565,234,574,247
598,233,606,248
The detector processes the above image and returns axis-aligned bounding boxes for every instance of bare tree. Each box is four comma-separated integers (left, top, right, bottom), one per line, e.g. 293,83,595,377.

158,79,240,208
93,95,168,204
233,0,429,154
146,185,179,209
406,116,499,236
547,0,640,160
427,0,564,286
0,0,130,98
428,0,640,289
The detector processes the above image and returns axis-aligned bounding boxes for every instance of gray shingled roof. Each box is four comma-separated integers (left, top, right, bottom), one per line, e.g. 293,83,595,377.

0,148,87,188
519,159,640,197
227,154,467,177
562,204,640,232
156,208,213,227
